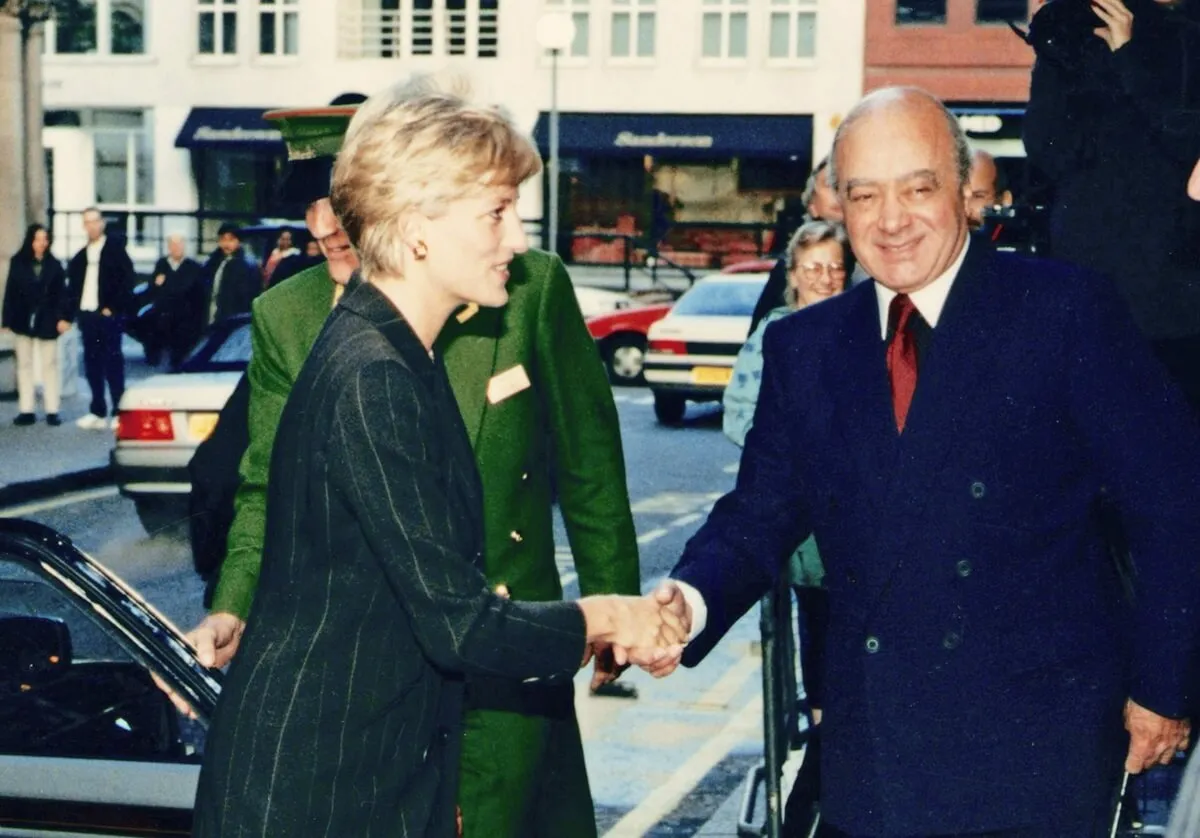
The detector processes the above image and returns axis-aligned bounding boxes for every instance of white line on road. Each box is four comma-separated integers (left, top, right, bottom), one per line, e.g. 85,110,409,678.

668,513,702,529
723,462,740,474
0,486,120,518
603,690,764,838
560,572,578,588
636,528,670,545
692,649,761,711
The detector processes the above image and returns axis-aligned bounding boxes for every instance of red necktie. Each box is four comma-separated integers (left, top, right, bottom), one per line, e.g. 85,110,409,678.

886,294,918,433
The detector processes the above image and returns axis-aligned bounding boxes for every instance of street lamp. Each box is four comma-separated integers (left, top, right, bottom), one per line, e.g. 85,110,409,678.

535,11,575,257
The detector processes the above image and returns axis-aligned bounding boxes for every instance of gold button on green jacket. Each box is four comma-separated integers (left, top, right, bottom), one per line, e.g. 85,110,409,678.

211,248,640,837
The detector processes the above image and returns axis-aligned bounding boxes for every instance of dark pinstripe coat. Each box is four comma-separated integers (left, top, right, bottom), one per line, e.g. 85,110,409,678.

192,282,588,838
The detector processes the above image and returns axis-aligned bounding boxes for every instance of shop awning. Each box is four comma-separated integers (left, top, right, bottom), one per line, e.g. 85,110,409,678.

532,112,813,161
175,107,284,151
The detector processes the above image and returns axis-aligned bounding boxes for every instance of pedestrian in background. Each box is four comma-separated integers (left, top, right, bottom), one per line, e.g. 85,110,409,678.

260,228,299,286
2,223,70,426
201,223,259,326
66,208,134,429
148,233,206,368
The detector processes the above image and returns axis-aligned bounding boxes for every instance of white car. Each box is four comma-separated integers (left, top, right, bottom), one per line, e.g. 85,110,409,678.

643,273,768,425
573,286,634,319
112,315,249,533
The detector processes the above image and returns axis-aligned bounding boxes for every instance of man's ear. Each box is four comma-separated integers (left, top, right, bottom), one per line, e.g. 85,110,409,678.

1189,158,1200,202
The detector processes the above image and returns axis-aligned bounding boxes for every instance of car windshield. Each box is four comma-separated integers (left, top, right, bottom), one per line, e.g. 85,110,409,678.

181,320,252,373
671,281,765,317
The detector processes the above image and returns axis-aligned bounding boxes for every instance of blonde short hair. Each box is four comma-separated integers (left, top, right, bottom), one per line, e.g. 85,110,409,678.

331,75,542,277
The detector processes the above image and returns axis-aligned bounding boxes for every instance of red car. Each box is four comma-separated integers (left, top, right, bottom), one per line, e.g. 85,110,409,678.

587,300,673,386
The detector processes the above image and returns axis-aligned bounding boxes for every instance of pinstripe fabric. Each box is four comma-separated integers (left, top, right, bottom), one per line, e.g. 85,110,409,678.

193,282,587,838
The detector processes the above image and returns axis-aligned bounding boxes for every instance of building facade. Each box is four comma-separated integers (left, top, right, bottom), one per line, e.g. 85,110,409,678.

40,0,865,267
866,0,1036,192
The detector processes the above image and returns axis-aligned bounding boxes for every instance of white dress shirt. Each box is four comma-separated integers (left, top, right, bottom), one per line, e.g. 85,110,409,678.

676,238,971,642
81,235,105,313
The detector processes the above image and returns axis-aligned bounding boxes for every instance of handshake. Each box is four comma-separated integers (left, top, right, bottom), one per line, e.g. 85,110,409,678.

578,581,692,682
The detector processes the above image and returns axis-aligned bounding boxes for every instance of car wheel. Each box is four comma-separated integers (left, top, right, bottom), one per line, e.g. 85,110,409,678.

653,392,686,426
133,496,188,539
605,334,647,386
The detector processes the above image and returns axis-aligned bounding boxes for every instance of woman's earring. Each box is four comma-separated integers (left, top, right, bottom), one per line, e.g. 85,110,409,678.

413,240,428,261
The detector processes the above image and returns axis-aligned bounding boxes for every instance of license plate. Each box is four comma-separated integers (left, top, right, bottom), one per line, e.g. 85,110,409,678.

188,412,220,441
691,366,732,386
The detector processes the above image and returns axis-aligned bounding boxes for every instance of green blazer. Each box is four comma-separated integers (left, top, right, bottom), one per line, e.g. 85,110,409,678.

210,250,640,837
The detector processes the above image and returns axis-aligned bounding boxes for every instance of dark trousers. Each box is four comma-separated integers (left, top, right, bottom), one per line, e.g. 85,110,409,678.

77,310,125,418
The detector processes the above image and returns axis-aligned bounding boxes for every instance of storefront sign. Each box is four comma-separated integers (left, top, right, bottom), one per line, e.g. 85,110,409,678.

613,130,714,150
193,126,283,143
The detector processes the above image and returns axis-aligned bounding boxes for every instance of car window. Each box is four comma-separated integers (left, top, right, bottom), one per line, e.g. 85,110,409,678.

0,556,205,763
209,322,252,365
671,281,765,317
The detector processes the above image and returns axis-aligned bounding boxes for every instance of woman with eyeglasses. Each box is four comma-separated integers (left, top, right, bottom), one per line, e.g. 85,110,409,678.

721,218,851,836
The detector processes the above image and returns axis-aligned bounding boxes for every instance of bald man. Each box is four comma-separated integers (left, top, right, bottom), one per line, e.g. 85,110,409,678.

965,148,1012,231
655,86,1200,838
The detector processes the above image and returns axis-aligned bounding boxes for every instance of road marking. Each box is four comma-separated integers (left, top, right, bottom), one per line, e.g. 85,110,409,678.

636,528,670,545
0,486,120,517
560,572,578,588
692,648,761,710
723,462,740,474
603,691,764,838
631,492,723,516
668,512,702,529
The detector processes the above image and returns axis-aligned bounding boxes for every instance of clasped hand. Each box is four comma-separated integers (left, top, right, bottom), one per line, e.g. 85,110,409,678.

579,582,691,678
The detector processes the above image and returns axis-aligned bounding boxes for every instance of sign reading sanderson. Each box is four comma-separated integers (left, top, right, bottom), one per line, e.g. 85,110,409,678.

612,130,714,149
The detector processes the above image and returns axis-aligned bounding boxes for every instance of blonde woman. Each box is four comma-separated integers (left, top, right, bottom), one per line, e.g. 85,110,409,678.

192,84,684,838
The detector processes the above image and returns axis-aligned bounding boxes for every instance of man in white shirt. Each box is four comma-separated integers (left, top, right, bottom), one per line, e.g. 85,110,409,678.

646,87,1200,838
65,208,134,429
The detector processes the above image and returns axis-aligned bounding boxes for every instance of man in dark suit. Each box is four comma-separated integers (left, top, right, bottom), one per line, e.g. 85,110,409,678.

650,87,1200,838
66,207,135,428
201,223,259,326
147,233,205,367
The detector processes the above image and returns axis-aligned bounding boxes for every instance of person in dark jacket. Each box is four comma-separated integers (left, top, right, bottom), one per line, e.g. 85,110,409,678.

66,208,135,428
2,223,70,426
147,233,206,367
201,224,259,326
1024,0,1200,412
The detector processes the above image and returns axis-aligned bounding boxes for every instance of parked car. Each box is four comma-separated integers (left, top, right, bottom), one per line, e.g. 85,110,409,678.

112,315,250,534
586,300,674,386
574,285,636,319
0,517,218,836
643,272,768,425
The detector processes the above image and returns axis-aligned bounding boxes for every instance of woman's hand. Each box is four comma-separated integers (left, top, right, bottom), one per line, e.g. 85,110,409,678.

56,320,70,335
1092,0,1134,52
577,586,691,668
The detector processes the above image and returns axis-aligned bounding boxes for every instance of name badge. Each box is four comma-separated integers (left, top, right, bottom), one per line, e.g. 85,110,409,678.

487,364,532,405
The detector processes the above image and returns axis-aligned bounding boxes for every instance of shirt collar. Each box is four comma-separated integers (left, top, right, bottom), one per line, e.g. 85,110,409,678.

87,235,106,252
873,238,969,339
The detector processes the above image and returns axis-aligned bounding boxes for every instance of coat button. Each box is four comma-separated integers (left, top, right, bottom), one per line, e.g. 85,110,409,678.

510,530,523,543
943,631,962,650
956,560,972,578
969,481,986,499
520,472,529,482
865,636,880,654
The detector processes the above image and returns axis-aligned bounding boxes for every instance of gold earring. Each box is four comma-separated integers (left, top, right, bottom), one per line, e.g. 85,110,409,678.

413,240,428,261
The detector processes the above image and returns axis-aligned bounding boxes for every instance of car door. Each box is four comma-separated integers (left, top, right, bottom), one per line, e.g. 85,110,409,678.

0,519,220,837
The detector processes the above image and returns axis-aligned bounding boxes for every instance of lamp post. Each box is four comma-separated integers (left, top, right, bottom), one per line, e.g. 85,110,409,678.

534,12,575,257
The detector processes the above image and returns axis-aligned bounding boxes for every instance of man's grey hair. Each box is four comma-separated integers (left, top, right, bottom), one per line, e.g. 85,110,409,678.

801,155,831,208
828,87,972,193
166,232,187,246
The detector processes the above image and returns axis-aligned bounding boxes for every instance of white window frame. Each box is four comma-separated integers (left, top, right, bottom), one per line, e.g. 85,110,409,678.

765,0,817,66
196,0,239,61
256,0,299,59
541,0,592,65
43,0,151,61
607,0,656,65
699,0,750,66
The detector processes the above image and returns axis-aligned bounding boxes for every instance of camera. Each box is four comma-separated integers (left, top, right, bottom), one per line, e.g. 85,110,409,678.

1024,0,1162,68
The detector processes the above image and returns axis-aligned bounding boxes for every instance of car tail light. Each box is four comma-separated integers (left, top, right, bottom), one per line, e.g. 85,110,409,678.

649,339,688,355
117,410,174,442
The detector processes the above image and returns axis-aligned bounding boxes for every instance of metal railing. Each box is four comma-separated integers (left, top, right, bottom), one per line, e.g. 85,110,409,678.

337,6,499,59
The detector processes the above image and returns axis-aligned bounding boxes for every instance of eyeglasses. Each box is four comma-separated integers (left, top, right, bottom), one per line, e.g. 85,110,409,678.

798,262,847,279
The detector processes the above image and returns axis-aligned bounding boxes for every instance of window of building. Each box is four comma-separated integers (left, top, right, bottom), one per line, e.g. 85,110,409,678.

258,0,298,55
701,0,749,60
767,0,816,60
198,0,238,56
896,0,946,24
611,0,655,60
738,158,807,192
976,0,1029,23
46,0,145,55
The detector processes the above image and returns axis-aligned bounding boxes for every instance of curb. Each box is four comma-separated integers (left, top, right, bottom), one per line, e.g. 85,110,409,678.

0,466,114,511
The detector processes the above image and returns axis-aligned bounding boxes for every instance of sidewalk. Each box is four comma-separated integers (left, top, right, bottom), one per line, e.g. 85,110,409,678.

0,335,157,500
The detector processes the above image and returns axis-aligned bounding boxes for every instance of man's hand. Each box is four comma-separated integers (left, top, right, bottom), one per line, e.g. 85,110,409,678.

189,611,246,669
1092,0,1134,52
100,307,112,317
1124,698,1190,773
623,581,692,678
56,320,70,335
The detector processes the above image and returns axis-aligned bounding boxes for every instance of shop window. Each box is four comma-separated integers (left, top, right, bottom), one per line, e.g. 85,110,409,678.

896,0,946,24
701,0,749,61
47,0,144,55
259,0,298,56
611,0,655,59
976,0,1028,23
739,158,808,192
198,0,238,56
768,0,815,60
